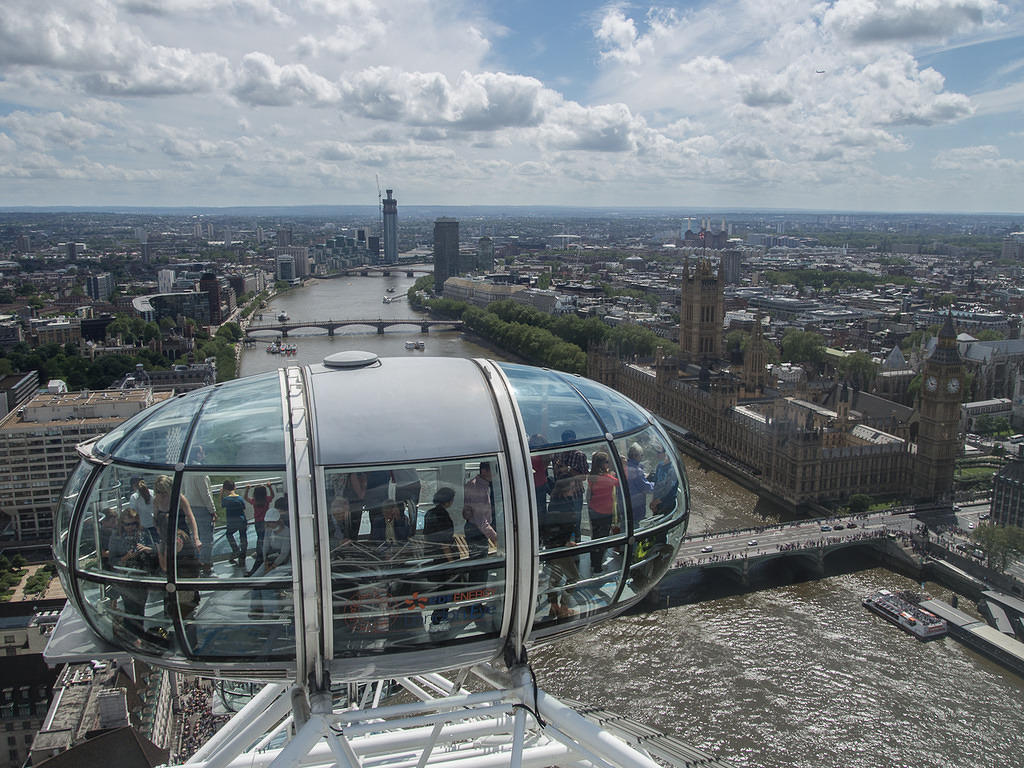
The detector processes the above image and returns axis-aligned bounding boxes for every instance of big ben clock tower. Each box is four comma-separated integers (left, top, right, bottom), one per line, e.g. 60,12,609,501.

913,313,964,501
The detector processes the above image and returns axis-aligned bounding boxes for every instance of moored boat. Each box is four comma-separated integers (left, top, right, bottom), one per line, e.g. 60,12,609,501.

863,589,947,640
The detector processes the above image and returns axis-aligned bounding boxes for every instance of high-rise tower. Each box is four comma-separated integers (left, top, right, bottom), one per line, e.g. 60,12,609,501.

433,218,459,292
382,189,398,264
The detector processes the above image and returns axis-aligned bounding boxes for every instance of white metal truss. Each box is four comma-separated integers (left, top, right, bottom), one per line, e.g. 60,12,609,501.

179,663,678,768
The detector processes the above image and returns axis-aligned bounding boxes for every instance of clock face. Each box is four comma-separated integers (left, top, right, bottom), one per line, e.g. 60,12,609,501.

947,377,960,394
925,375,938,392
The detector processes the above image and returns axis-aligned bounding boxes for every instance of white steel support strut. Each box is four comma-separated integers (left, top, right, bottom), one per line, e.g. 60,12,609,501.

176,663,672,768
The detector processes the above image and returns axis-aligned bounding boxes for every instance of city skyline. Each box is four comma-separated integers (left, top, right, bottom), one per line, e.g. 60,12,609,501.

1,1,1023,213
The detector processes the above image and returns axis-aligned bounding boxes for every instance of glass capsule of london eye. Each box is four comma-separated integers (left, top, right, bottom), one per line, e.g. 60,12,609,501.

51,354,689,681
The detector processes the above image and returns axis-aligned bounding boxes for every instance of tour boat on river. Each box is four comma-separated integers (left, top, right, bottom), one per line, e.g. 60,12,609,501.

863,589,947,640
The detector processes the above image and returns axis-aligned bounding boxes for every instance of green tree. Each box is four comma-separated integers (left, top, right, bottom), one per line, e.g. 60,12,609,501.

975,414,996,435
216,322,243,342
780,329,825,366
725,330,748,361
839,351,877,389
973,329,1005,342
971,525,1024,572
848,494,872,515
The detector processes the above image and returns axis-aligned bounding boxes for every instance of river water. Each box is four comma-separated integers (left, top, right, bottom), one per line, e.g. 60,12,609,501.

239,276,1024,768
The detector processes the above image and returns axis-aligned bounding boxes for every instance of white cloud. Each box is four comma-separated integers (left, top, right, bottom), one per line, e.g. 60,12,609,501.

822,0,1006,44
539,102,646,152
595,9,642,64
80,47,231,96
117,0,290,24
159,136,245,161
739,76,795,108
0,0,135,70
0,110,108,152
232,52,341,106
933,144,1023,170
0,0,1019,209
339,68,553,129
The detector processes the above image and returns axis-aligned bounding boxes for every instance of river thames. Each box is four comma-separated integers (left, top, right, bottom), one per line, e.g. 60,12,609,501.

240,275,1024,768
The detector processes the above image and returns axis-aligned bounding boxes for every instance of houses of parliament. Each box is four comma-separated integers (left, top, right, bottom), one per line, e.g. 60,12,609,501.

587,254,963,513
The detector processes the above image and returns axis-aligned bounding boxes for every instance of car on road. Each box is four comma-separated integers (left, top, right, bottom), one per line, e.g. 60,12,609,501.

833,524,844,530
969,522,976,529
820,525,832,532
701,545,713,553
846,522,857,528
747,539,758,546
979,513,989,520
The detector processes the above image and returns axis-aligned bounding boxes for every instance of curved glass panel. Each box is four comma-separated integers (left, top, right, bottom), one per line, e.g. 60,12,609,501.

326,457,506,654
560,375,650,436
531,440,626,551
532,440,627,627
55,460,94,564
497,363,604,445
76,464,152,577
179,472,286,582
78,577,175,656
93,397,175,457
187,373,285,467
113,389,210,466
182,587,295,659
620,519,687,604
613,426,686,532
535,550,621,627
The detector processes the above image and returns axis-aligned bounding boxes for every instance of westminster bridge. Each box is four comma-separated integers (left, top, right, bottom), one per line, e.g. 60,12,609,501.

246,318,464,338
672,508,921,585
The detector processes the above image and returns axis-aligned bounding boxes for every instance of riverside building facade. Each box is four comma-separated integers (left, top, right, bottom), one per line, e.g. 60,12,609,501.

590,294,964,510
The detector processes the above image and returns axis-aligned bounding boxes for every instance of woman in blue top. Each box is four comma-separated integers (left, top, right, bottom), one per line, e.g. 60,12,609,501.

626,443,654,523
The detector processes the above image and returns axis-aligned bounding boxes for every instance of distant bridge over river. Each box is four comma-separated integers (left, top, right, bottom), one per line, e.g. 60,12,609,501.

247,318,464,338
321,265,431,277
673,509,919,584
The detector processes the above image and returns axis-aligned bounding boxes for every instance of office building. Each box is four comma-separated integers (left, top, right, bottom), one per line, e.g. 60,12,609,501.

0,372,38,418
433,218,459,293
382,189,398,264
276,255,295,282
157,269,176,295
0,608,60,768
131,293,212,327
86,272,114,302
273,246,309,278
991,450,1024,527
198,273,223,326
0,388,171,542
29,661,174,766
477,237,494,272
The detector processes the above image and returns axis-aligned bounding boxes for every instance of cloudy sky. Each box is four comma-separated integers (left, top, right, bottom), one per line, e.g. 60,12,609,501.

1,0,1022,212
